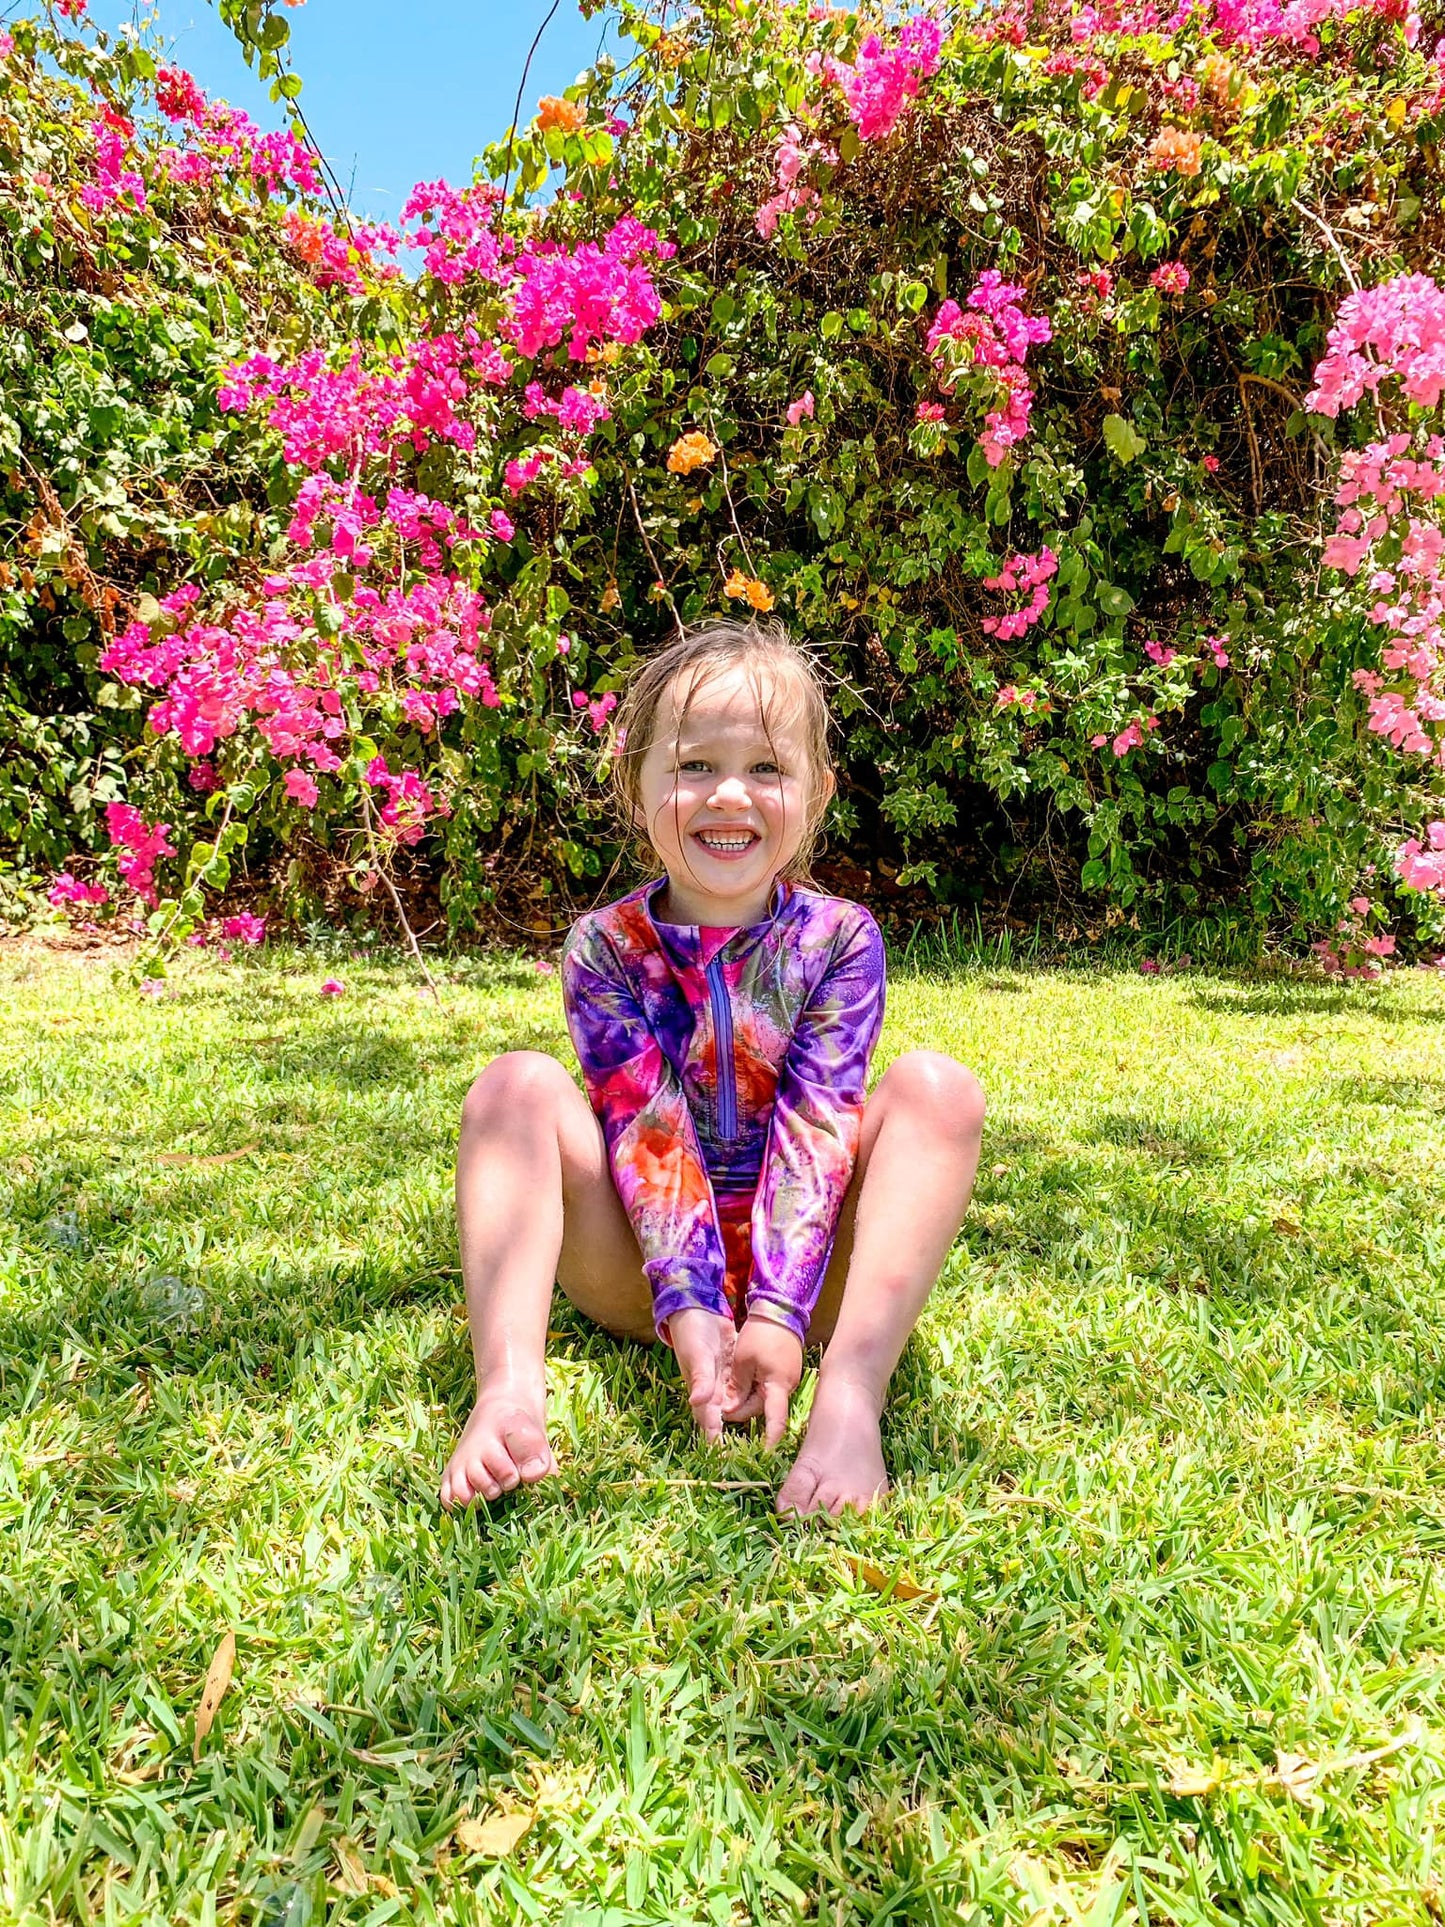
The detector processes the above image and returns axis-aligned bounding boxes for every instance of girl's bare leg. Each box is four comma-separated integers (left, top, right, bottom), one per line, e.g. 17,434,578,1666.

777,1050,985,1518
440,1051,653,1509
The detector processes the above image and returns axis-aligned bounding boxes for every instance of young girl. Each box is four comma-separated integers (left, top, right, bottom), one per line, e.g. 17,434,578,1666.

440,618,985,1517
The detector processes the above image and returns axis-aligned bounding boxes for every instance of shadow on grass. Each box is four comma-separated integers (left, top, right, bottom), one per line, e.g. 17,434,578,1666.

1089,1112,1225,1164
1337,1073,1445,1114
1188,980,1445,1022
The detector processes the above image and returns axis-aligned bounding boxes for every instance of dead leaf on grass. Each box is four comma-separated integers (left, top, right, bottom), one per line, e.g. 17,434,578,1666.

159,1142,260,1167
1168,1761,1222,1798
455,1810,534,1856
192,1629,236,1761
844,1556,936,1603
332,1840,369,1897
1272,1215,1302,1238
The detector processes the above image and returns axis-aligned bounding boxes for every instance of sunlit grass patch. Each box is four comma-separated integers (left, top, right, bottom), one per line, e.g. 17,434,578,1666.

3,945,1445,1925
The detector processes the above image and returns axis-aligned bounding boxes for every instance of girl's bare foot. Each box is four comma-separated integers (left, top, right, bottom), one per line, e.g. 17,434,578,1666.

776,1374,889,1517
440,1382,556,1508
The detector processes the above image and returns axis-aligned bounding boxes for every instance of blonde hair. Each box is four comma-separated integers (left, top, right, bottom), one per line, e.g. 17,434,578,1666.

610,616,835,884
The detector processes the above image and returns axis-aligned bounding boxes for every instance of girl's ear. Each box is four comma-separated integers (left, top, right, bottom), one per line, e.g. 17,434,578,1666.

818,767,837,807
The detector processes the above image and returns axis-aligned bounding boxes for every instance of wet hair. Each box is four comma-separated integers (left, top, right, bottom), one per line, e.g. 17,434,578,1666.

610,616,836,884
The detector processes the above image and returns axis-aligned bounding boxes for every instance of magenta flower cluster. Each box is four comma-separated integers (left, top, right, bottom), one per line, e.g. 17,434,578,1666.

926,271,1053,467
1309,273,1445,906
982,547,1058,639
72,68,673,922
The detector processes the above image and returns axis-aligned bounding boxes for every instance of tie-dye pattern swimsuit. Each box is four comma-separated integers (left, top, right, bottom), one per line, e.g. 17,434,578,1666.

561,878,887,1342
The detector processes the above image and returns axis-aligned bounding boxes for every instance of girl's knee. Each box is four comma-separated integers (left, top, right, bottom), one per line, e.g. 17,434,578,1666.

880,1050,985,1141
461,1050,576,1133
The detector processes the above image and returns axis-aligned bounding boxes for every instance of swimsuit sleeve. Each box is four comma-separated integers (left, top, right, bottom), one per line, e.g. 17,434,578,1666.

562,917,731,1338
746,904,887,1341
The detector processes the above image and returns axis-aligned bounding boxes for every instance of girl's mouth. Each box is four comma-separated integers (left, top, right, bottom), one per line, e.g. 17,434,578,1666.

691,827,761,860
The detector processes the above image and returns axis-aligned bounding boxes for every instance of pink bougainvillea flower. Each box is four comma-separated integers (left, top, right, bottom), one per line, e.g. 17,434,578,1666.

786,391,816,425
320,977,346,996
1201,453,1221,473
1150,261,1190,298
221,913,267,945
1139,958,1162,974
981,547,1057,639
284,768,320,807
1090,733,1109,747
1349,895,1372,914
534,958,557,975
47,872,110,908
139,978,165,998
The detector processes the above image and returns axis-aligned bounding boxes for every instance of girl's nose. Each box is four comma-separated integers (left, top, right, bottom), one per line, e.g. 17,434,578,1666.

708,775,752,810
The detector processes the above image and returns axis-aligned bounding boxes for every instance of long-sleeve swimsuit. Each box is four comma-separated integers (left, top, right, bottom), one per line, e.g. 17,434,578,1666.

561,878,887,1343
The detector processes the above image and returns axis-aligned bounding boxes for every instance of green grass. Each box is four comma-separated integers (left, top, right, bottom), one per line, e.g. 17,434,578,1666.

4,942,1445,1927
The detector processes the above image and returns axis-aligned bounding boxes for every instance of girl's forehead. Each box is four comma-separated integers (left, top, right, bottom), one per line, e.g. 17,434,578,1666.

660,661,808,742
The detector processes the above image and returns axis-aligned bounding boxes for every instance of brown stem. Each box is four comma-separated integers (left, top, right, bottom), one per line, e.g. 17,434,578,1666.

626,476,684,634
359,789,444,1006
1237,376,1263,517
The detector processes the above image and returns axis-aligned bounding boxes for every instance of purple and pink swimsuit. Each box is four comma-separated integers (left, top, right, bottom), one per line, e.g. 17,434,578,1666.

561,878,887,1342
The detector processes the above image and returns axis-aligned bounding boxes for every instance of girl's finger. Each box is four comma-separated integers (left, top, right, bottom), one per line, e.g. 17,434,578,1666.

722,1353,757,1418
762,1379,790,1448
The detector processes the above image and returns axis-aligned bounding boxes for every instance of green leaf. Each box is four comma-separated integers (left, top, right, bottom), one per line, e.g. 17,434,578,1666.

1102,414,1147,463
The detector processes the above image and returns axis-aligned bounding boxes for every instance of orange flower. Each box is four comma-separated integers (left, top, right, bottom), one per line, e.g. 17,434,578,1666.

537,96,587,135
724,571,774,611
1148,127,1203,176
667,431,717,475
1198,54,1240,106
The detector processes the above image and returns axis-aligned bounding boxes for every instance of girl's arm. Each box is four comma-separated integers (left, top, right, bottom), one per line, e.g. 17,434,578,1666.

562,921,731,1336
745,906,887,1340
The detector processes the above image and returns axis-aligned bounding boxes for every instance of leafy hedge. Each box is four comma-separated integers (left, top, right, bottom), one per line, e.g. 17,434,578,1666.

3,0,1444,955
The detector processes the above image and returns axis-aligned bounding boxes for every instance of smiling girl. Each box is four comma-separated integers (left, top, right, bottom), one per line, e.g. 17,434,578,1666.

440,618,985,1516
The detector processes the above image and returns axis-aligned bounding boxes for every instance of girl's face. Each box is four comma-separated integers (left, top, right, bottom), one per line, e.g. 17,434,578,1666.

636,661,824,927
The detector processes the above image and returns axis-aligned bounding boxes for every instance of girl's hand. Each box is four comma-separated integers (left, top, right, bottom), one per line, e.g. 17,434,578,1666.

724,1316,804,1447
668,1307,738,1443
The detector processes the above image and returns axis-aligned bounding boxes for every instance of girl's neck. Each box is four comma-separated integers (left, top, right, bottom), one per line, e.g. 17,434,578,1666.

654,873,781,929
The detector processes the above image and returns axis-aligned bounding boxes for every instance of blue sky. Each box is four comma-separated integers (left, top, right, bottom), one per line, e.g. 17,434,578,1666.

90,2,631,219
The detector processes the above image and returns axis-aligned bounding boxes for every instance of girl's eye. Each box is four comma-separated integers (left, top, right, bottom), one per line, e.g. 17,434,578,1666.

752,762,781,776
678,760,710,774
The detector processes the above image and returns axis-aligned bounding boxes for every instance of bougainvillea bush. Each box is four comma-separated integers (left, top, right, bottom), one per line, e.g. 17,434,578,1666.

3,0,1445,956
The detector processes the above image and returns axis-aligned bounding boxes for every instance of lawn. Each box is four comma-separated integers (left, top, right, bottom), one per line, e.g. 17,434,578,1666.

3,940,1445,1927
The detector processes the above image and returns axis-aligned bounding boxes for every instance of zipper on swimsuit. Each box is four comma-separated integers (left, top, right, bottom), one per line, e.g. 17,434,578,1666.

705,955,737,1141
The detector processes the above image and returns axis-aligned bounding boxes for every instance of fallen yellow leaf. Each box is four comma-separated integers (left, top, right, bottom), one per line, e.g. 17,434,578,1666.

1168,1762,1221,1798
193,1629,236,1761
845,1556,936,1603
455,1810,534,1856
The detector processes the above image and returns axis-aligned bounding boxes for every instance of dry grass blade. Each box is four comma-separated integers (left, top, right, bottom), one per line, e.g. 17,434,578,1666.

192,1630,236,1761
158,1142,259,1167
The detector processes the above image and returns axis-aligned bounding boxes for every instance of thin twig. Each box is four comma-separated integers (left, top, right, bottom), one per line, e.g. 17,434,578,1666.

1290,198,1360,293
359,789,444,1006
1238,375,1263,516
502,0,564,208
601,1476,773,1491
706,413,758,578
1238,371,1331,463
626,476,685,634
